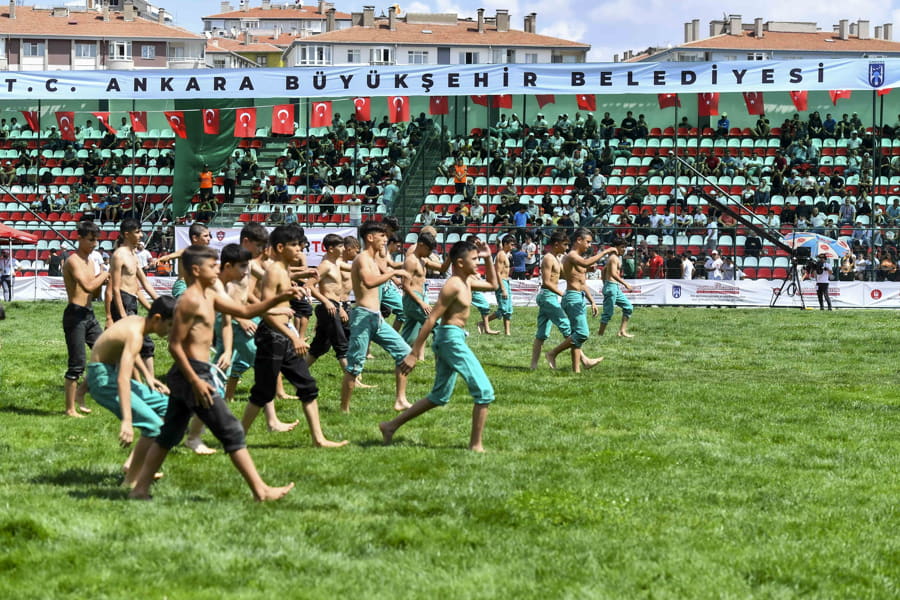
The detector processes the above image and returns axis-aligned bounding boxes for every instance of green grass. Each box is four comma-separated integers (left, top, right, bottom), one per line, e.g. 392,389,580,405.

2,301,900,599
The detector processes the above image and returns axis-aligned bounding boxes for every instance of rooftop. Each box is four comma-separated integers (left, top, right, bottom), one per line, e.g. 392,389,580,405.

205,4,351,20
0,6,202,39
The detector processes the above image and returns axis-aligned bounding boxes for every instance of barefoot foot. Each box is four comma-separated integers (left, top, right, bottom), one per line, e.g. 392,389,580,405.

393,398,412,412
583,356,604,370
617,332,634,338
275,392,298,400
314,438,350,448
379,421,397,445
469,444,485,453
255,482,295,502
354,377,377,389
184,438,218,455
65,410,86,418
268,419,300,433
545,352,558,370
77,405,92,414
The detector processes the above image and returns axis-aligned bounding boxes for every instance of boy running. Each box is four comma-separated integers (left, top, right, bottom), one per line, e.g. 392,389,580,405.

306,234,351,370
400,231,437,358
530,231,577,370
87,296,174,487
62,220,110,417
381,239,498,452
486,234,514,335
599,239,634,337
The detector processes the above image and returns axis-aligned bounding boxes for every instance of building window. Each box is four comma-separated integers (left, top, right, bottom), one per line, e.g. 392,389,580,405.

75,42,96,58
747,52,767,60
213,59,226,68
255,55,268,66
524,53,538,64
241,19,259,29
22,41,45,57
168,46,185,60
407,50,428,65
109,41,132,60
346,49,361,63
298,45,331,65
460,51,479,64
369,47,393,65
561,55,578,63
141,45,156,60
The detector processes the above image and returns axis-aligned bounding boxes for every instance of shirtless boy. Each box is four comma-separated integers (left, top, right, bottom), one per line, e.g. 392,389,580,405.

561,228,614,372
129,245,302,501
378,234,406,331
599,239,634,337
400,231,437,358
465,235,500,335
87,296,174,487
109,218,159,371
157,222,210,298
341,220,412,413
530,231,581,371
381,239,498,451
486,234,514,335
241,226,346,448
62,220,110,417
306,233,351,370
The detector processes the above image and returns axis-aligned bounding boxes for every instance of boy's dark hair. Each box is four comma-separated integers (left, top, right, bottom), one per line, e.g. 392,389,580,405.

613,238,627,248
417,231,436,250
359,220,389,239
501,234,516,246
240,222,269,245
549,231,568,245
572,227,592,241
188,222,209,241
183,244,218,271
76,220,100,238
119,218,140,234
449,240,476,262
148,295,176,321
343,235,360,249
269,224,304,249
383,216,400,232
388,234,402,245
220,243,252,266
322,233,344,250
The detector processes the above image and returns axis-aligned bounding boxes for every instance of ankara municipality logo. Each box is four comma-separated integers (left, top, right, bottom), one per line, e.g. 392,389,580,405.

671,285,682,299
869,62,885,88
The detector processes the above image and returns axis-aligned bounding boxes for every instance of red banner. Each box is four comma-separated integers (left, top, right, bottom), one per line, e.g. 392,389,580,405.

92,112,116,134
877,88,892,97
271,104,295,135
234,107,256,137
20,111,39,132
536,95,555,108
829,90,852,105
164,111,187,139
470,95,489,106
742,92,765,116
129,111,147,133
576,94,596,111
492,94,513,109
388,96,410,123
352,97,371,121
202,108,220,134
788,91,808,111
698,92,720,117
429,96,449,115
56,111,75,141
657,93,681,109
310,101,332,129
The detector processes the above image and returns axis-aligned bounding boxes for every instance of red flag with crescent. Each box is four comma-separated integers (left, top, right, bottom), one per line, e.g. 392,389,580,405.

789,91,808,111
388,96,410,123
129,111,147,133
310,101,332,128
271,104,295,135
352,97,371,121
576,94,596,111
536,95,555,108
878,87,892,97
829,90,851,105
234,107,256,137
470,95,489,106
657,93,681,109
164,111,188,139
429,96,449,115
202,108,220,134
21,111,39,132
742,92,765,116
492,94,513,109
698,92,720,117
56,111,75,141
92,112,116,134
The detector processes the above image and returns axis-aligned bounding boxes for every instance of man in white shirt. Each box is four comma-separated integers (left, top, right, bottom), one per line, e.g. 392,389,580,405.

0,250,17,301
346,196,363,227
704,250,723,280
812,253,833,310
135,242,153,272
682,254,695,280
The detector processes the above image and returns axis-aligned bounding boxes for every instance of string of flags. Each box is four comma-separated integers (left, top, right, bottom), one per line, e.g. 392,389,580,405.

23,89,891,142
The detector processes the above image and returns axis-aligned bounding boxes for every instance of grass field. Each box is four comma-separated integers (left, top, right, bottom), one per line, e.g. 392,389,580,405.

1,300,899,599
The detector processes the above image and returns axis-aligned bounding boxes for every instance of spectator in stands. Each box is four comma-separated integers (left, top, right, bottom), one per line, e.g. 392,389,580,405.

838,198,856,226
47,249,63,277
599,112,616,140
531,113,549,137
0,160,15,186
197,163,213,202
715,113,730,139
274,178,289,204
887,199,900,225
99,128,117,150
753,114,771,139
822,113,837,138
220,157,237,204
266,205,284,226
852,220,872,250
420,205,436,228
619,111,637,140
704,250,723,280
807,111,823,138
238,151,258,183
743,232,762,257
469,197,485,224
645,248,664,278
834,114,853,138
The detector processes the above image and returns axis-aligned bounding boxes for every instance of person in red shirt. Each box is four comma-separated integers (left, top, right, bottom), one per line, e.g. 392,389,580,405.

646,247,665,279
703,154,722,176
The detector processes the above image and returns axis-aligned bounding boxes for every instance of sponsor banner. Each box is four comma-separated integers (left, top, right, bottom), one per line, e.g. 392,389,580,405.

3,60,897,101
862,283,900,307
175,226,357,269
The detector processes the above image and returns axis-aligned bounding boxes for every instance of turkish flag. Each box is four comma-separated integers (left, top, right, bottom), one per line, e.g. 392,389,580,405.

202,108,220,134
20,111,39,132
698,92,720,117
310,101,332,128
388,96,410,123
742,92,765,116
429,96,448,115
657,93,681,109
129,111,147,133
788,91,808,112
234,107,256,137
352,97,371,121
492,94,513,109
56,111,75,141
576,94,596,111
92,112,116,134
470,95,489,106
878,87,893,97
829,90,852,105
271,104,295,135
536,95,556,108
164,111,188,139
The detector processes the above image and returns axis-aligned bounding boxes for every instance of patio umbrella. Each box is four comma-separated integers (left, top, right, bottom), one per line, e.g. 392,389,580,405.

780,231,851,259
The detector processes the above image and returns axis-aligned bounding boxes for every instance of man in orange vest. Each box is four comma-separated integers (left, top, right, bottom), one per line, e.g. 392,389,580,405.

198,164,213,202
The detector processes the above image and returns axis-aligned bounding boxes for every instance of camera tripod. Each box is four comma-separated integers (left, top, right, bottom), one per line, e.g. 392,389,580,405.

770,259,807,309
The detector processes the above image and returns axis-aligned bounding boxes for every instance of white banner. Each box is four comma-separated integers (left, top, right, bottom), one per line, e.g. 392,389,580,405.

174,226,358,270
2,60,896,100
